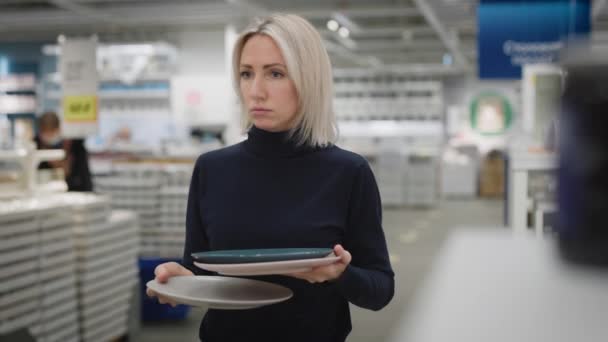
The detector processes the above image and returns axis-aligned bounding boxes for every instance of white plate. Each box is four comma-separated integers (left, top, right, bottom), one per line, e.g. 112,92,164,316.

146,275,293,309
194,254,341,276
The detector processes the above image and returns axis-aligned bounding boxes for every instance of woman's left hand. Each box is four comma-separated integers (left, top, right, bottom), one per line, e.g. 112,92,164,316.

287,244,352,283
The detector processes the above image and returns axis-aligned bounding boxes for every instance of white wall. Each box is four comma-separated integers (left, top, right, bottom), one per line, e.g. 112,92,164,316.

172,28,241,144
177,30,227,75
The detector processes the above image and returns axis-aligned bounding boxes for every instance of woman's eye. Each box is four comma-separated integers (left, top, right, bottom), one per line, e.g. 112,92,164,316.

270,71,284,78
240,71,251,79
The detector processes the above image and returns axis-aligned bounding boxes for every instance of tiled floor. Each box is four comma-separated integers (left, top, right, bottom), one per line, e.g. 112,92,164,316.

134,198,504,342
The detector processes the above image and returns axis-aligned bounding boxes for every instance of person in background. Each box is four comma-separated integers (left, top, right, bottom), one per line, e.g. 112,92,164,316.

147,13,394,342
35,111,93,192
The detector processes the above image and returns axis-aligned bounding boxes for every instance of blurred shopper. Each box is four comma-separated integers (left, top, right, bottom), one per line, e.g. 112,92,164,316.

147,14,394,342
35,111,93,191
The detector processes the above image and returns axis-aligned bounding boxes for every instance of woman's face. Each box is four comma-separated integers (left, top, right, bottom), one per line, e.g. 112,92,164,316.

239,34,299,132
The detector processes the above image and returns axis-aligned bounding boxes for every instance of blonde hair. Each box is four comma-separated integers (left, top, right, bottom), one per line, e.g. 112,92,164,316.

232,13,338,147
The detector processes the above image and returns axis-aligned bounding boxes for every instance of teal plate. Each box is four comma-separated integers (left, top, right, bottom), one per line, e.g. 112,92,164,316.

191,248,334,264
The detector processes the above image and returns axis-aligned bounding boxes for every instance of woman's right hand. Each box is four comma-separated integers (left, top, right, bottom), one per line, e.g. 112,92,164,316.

146,262,193,307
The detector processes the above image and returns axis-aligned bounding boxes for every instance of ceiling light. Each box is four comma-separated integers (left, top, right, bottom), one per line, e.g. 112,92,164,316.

338,27,350,38
327,19,339,32
332,12,361,34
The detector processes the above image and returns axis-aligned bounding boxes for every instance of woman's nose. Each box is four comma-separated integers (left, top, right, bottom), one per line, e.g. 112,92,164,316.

248,75,267,101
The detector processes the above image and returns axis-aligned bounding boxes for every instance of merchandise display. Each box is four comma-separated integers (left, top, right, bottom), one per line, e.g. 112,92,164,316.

0,193,138,342
333,72,443,122
95,161,193,258
441,149,477,198
0,198,79,342
375,144,440,207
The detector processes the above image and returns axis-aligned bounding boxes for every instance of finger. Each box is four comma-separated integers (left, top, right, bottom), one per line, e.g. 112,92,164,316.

166,262,194,276
286,272,315,283
341,249,352,264
155,262,192,283
334,244,344,255
334,245,352,264
286,272,311,280
154,264,169,283
146,288,156,298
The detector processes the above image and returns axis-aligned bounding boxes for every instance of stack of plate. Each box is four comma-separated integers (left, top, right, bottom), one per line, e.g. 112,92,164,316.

95,174,162,255
158,186,188,258
36,208,80,342
157,166,191,258
376,147,409,206
147,248,342,310
0,196,81,342
0,209,42,338
72,208,139,342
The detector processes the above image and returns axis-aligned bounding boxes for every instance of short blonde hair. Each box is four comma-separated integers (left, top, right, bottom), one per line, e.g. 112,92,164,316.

232,13,337,147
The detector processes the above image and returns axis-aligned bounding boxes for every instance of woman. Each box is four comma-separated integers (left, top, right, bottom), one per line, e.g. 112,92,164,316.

147,13,394,341
35,111,93,192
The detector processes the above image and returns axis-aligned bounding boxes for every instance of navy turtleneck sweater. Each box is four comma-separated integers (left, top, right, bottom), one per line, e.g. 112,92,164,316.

182,126,394,342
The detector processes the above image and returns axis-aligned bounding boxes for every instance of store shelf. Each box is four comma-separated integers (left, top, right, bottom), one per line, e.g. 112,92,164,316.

46,89,170,100
333,71,443,122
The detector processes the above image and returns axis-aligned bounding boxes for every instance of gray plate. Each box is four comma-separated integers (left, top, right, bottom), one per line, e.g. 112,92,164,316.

146,276,293,310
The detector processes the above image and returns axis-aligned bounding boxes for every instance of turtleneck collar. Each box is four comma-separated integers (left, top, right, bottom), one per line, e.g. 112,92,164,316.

243,125,316,158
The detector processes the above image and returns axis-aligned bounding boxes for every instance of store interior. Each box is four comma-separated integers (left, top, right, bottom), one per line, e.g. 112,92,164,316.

1,1,608,342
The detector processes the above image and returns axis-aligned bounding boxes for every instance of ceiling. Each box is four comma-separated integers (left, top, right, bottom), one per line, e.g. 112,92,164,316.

0,0,607,73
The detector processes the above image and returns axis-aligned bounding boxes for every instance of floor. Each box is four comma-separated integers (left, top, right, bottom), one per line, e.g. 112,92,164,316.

134,198,505,342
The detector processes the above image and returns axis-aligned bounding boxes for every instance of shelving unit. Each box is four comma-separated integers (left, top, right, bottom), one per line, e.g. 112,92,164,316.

333,71,443,122
0,146,66,199
40,42,176,150
0,74,38,143
333,69,445,208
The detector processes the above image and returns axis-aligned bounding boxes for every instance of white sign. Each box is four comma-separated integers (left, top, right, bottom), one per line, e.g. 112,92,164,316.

60,38,98,138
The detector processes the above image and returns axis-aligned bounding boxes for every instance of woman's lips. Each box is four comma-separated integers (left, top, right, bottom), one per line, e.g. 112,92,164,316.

250,108,271,116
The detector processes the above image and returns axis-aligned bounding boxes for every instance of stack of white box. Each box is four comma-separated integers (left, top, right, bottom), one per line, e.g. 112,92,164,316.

95,173,162,256
0,199,80,342
376,148,409,206
440,154,477,198
158,165,192,258
158,187,188,258
405,154,439,206
70,198,139,342
96,163,193,258
0,209,43,339
38,208,80,342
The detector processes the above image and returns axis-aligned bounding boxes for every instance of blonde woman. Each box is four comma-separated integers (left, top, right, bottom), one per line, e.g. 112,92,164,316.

148,13,394,341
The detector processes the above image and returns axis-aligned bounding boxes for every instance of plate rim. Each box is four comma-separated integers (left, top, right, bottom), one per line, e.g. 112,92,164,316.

146,275,293,307
193,254,341,275
191,247,335,263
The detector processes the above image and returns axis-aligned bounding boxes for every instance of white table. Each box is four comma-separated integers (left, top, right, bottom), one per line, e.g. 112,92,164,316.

389,229,608,342
508,151,556,233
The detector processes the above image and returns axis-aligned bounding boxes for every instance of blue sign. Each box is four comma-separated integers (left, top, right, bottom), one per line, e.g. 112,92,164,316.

478,0,590,79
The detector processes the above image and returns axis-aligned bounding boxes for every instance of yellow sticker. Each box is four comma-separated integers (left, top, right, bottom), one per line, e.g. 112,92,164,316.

63,95,97,122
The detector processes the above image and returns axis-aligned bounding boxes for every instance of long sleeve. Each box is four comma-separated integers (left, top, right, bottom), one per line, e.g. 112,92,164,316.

182,156,212,275
335,161,395,311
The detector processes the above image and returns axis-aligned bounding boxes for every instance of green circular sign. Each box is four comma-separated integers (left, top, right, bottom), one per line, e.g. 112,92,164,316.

470,92,513,135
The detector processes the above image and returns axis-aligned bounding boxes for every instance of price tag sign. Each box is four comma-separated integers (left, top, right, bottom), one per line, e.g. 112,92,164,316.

60,38,98,137
63,95,97,122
